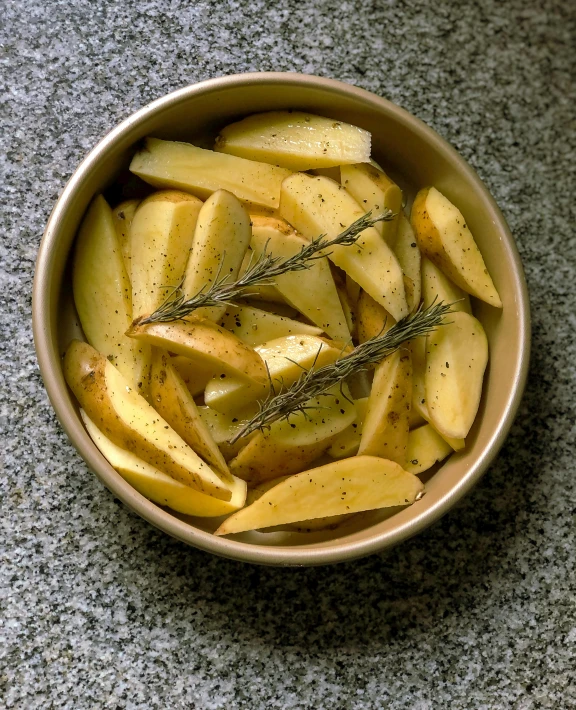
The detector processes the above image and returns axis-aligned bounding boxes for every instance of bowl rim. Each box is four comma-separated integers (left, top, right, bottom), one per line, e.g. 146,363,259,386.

32,72,531,566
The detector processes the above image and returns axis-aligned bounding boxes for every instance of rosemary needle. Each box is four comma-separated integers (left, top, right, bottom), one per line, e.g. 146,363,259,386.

138,209,394,325
230,301,453,443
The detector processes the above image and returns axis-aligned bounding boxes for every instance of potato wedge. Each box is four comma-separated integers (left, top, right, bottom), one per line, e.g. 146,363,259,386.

310,166,341,182
358,349,412,464
340,163,402,245
249,215,351,341
421,256,471,313
404,424,454,475
182,189,251,320
130,190,202,319
411,187,501,307
72,195,147,389
394,214,422,313
81,410,246,516
327,397,369,458
64,340,234,501
204,334,346,413
130,138,292,209
425,311,489,439
149,351,229,475
111,198,140,273
170,355,219,397
229,384,357,484
198,404,259,461
345,274,361,306
356,290,395,344
215,456,424,535
218,304,322,346
215,111,371,170
410,336,465,450
280,173,408,320
127,318,268,388
237,251,286,304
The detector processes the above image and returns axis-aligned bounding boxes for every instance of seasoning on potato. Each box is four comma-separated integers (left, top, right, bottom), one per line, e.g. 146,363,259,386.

65,110,499,536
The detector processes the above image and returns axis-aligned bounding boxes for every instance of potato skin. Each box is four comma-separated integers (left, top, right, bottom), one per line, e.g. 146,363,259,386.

64,340,232,500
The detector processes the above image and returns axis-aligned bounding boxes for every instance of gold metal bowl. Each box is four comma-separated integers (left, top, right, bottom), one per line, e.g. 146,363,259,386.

32,73,530,566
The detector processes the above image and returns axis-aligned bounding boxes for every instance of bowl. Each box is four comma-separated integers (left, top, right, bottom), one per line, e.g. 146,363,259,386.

32,72,530,566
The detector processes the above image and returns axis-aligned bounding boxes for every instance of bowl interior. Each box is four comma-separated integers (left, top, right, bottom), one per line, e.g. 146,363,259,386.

35,74,529,564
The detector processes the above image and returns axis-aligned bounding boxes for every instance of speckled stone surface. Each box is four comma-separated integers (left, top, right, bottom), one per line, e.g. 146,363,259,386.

1,0,575,707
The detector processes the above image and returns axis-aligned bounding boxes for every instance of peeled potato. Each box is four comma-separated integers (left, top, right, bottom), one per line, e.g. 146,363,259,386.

327,397,369,458
81,410,246,517
130,138,292,209
394,215,422,313
215,111,371,170
404,424,454,475
356,290,395,344
215,456,424,536
411,187,501,307
425,311,489,439
111,198,140,274
218,304,322,346
421,256,471,313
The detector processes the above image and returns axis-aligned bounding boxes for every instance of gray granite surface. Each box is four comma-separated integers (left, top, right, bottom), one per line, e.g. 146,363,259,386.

1,0,575,707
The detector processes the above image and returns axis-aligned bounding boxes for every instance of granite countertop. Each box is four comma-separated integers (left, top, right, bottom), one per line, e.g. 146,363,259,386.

2,0,575,707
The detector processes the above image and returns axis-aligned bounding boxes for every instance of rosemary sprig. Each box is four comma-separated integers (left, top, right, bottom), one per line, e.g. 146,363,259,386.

138,210,394,325
230,301,453,443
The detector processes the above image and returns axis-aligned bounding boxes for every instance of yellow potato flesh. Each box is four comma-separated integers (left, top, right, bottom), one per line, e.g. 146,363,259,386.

404,424,454,475
130,137,292,209
394,215,422,313
425,311,489,439
215,456,424,535
130,190,202,319
356,290,395,344
204,334,345,413
111,199,140,274
358,349,412,465
340,163,402,245
182,189,252,321
229,384,357,484
72,195,147,389
249,216,351,342
411,187,501,307
198,405,258,461
149,350,229,475
215,111,371,170
217,304,322,347
63,340,234,501
280,173,408,321
170,355,220,397
81,411,246,517
327,396,369,458
411,336,465,450
127,318,268,388
421,256,471,313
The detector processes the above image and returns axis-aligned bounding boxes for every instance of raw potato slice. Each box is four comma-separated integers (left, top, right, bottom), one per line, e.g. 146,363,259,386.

425,311,488,439
127,318,268,388
280,173,408,321
198,404,259,460
337,285,356,339
394,215,422,313
130,138,292,209
64,340,234,501
421,256,471,313
356,290,395,344
345,274,361,306
204,334,346,413
404,424,453,475
218,305,322,346
410,336,465,450
411,187,502,307
358,349,412,465
72,195,146,388
250,216,351,342
243,299,300,320
81,411,246,517
182,189,252,320
130,190,202,319
229,384,357,484
327,397,369,458
215,111,371,170
340,163,402,244
149,351,229,475
215,456,424,536
310,166,341,182
170,355,219,397
111,199,140,273
238,251,286,304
